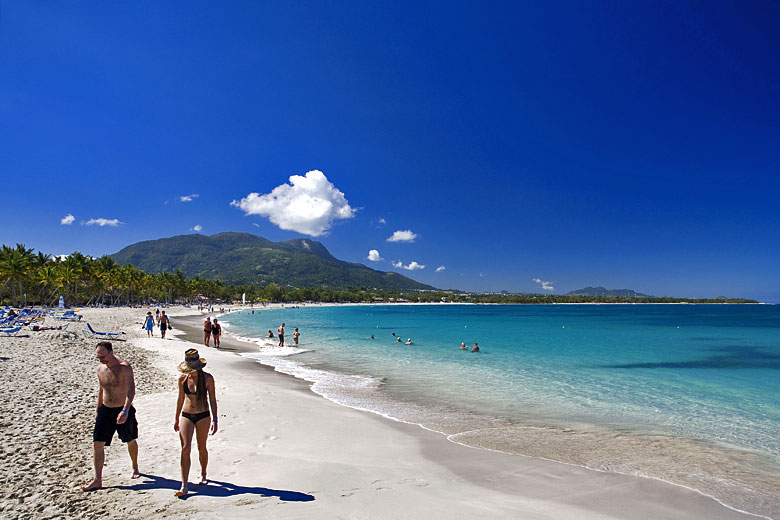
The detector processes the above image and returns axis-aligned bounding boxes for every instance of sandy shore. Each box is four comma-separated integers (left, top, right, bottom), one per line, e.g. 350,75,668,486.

0,306,763,519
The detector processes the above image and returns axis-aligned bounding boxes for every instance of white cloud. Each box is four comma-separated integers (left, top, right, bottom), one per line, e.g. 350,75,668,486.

192,224,203,232
60,214,75,225
85,218,122,227
252,223,260,227
367,249,382,261
533,278,555,292
231,170,355,237
435,265,446,272
179,194,199,202
386,229,418,243
393,260,425,270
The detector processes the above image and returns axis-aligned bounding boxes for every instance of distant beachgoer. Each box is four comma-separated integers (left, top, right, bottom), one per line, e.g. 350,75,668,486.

83,341,139,491
174,349,218,497
278,322,285,347
397,337,402,343
293,328,300,346
471,342,479,352
370,335,375,340
203,317,212,347
460,342,467,350
160,311,170,339
391,332,396,337
405,338,413,345
267,330,274,338
212,319,221,348
155,308,160,322
144,312,155,337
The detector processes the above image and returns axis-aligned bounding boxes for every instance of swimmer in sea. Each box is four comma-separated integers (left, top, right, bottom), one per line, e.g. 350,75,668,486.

405,338,413,345
460,342,467,350
471,342,479,352
370,335,375,339
397,337,402,343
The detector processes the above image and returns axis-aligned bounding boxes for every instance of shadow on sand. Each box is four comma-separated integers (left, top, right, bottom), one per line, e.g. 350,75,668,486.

112,473,314,502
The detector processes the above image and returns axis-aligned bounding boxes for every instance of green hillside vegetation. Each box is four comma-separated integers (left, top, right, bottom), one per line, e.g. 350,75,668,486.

0,242,758,307
566,287,652,298
111,232,434,291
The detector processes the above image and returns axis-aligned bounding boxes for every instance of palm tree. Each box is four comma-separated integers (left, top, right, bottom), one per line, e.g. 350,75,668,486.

0,244,35,306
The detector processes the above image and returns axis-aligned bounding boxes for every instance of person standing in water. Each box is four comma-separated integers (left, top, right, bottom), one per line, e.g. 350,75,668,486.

293,328,300,346
278,322,285,346
174,349,218,497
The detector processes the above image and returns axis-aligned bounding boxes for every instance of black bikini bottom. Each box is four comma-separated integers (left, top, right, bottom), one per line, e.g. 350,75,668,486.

181,410,210,424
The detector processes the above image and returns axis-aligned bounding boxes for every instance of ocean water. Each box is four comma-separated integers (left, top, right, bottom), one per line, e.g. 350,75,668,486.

221,304,780,518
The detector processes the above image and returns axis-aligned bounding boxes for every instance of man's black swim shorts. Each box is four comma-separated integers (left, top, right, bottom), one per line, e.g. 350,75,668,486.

93,405,138,445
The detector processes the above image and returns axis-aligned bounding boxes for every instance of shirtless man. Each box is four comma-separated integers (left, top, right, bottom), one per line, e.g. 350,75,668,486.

203,317,212,347
278,322,285,347
83,341,140,491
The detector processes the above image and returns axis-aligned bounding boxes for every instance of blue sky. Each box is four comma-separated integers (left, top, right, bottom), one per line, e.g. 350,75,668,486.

1,2,779,301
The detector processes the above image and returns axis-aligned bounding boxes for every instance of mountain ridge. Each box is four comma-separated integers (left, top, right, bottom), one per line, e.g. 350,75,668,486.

111,232,434,291
566,286,652,298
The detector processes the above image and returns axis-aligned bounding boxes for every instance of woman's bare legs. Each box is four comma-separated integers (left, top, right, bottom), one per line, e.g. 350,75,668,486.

194,416,210,484
176,417,195,496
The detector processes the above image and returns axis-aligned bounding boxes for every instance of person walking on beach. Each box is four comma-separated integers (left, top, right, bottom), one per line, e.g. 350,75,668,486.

160,311,170,339
278,322,285,346
293,328,300,346
203,317,212,347
144,312,155,337
83,341,140,491
174,349,218,497
211,318,221,348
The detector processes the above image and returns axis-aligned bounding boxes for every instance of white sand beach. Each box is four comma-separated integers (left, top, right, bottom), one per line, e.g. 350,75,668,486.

0,307,764,519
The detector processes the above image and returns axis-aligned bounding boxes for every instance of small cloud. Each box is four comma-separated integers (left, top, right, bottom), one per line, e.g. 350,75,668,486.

192,224,203,232
60,214,75,225
435,265,446,272
392,260,425,270
85,218,122,227
367,249,383,262
387,230,418,243
231,170,355,237
179,194,199,202
532,278,555,292
252,223,260,227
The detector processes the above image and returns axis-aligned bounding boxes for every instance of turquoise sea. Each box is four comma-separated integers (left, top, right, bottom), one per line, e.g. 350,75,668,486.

221,304,780,518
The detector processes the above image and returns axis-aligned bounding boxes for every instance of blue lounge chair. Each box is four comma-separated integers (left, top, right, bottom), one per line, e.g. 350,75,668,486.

0,326,22,337
82,323,124,340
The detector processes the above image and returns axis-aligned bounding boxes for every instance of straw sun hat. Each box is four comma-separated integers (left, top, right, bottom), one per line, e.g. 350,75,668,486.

178,348,206,372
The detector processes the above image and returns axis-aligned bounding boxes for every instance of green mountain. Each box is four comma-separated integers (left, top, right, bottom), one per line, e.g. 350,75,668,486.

111,232,435,291
566,286,652,298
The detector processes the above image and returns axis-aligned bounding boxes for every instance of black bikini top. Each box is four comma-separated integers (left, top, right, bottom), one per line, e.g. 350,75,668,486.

183,375,195,395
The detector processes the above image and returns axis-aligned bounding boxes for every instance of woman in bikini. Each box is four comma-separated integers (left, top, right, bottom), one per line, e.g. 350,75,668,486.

211,318,221,348
173,348,218,497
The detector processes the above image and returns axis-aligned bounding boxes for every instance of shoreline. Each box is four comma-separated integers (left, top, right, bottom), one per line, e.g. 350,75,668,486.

175,307,772,519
